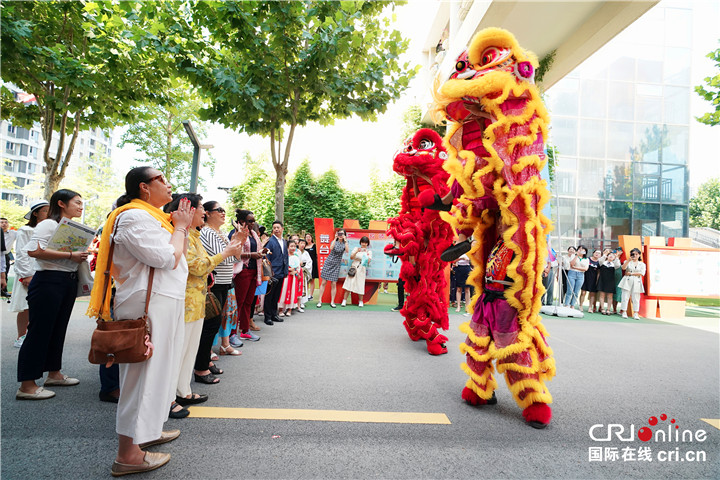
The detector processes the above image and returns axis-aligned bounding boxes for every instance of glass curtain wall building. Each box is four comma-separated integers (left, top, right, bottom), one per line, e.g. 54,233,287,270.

545,1,692,249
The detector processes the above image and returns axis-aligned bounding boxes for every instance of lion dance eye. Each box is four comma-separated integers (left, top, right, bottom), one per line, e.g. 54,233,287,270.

456,60,467,71
480,47,500,66
418,139,434,150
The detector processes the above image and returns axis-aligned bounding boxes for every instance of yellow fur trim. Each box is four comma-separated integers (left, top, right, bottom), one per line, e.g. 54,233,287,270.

458,322,491,345
461,363,496,387
466,28,538,66
459,342,494,363
464,377,499,400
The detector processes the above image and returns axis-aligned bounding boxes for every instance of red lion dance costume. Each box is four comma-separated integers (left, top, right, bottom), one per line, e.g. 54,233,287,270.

432,28,556,428
386,129,454,355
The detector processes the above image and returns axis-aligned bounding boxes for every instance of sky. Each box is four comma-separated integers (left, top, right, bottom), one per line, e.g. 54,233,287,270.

113,0,720,203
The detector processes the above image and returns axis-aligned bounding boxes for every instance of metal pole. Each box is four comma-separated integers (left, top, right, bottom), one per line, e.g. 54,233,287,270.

182,120,213,194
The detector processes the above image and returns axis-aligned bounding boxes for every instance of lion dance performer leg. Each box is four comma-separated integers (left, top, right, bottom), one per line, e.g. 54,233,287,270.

432,28,556,427
385,129,454,355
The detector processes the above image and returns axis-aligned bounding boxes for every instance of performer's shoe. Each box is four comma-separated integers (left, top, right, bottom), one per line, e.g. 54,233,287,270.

418,190,452,211
384,244,402,257
426,334,448,356
462,387,497,406
440,239,472,262
522,403,552,429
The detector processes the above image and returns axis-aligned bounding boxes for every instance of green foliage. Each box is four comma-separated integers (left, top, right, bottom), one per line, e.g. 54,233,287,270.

227,152,276,229
182,0,417,221
399,104,445,142
118,83,215,191
689,177,720,229
284,160,318,234
58,152,124,229
536,50,556,86
0,199,28,228
695,41,720,126
229,154,401,235
0,1,195,196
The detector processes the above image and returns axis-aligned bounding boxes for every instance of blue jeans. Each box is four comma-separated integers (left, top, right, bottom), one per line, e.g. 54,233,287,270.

564,270,584,307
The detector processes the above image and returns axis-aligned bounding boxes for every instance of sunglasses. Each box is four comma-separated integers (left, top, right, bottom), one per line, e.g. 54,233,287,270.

208,207,225,214
144,174,170,186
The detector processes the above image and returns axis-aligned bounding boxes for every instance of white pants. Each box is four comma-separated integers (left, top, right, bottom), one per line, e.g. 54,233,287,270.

115,292,184,444
176,319,204,398
620,288,641,313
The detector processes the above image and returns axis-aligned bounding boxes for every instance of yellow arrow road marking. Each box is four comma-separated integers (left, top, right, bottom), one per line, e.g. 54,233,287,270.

700,418,720,430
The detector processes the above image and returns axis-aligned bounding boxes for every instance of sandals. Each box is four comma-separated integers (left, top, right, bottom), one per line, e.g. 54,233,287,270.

209,364,223,375
194,372,220,384
169,401,190,419
219,345,241,356
210,351,219,362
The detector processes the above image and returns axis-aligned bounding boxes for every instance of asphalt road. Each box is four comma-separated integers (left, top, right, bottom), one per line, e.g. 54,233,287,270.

1,297,718,479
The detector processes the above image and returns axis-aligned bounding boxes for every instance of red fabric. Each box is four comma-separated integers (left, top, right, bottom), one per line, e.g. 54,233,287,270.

522,403,552,425
233,268,256,332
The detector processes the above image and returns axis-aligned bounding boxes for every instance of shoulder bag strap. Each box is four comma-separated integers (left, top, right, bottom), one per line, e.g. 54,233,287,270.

99,214,156,319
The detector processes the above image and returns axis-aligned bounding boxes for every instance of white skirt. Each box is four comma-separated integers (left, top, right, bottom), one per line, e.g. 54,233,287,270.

9,276,29,312
114,291,184,444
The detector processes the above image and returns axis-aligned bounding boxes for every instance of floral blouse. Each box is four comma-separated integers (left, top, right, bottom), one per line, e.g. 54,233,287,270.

185,229,224,322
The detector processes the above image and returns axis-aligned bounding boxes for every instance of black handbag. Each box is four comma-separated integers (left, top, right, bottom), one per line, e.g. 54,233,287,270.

347,266,357,277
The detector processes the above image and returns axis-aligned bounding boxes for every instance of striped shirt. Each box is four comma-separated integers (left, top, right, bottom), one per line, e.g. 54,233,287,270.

200,226,237,285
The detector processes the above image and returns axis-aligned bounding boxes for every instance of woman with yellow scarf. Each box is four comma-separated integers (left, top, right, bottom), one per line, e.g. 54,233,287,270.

87,166,193,477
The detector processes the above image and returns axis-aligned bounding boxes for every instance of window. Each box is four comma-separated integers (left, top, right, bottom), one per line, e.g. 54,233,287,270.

633,203,660,236
605,161,632,201
547,78,579,116
634,163,661,202
550,118,577,156
579,119,606,158
16,177,26,188
664,86,690,125
607,82,635,121
580,79,607,118
578,199,604,231
5,141,15,152
660,164,687,204
635,84,662,123
17,160,27,173
557,198,576,238
664,47,691,85
662,126,689,164
636,46,663,84
660,204,687,238
606,122,634,160
605,201,632,239
577,158,605,198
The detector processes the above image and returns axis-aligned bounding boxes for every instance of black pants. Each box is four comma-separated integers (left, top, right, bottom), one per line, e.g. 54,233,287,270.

17,270,77,382
397,278,405,308
263,277,285,320
194,282,230,371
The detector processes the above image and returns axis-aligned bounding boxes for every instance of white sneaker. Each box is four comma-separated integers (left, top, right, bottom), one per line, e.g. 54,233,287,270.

317,302,322,308
358,301,363,308
13,335,25,348
633,314,640,320
341,300,346,307
621,312,628,319
297,307,305,313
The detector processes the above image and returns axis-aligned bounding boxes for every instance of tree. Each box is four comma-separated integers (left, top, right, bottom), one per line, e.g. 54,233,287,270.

118,83,215,191
398,104,445,142
367,167,403,220
0,1,194,197
227,152,276,229
284,159,318,234
695,41,720,126
689,178,720,230
183,1,417,222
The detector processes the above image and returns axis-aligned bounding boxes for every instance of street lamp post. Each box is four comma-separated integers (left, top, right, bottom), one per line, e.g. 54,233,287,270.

182,120,213,193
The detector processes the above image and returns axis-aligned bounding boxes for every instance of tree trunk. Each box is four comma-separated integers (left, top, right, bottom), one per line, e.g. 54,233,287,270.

269,121,297,223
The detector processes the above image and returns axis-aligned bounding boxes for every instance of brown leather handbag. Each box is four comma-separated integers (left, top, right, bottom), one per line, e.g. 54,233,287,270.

88,227,155,368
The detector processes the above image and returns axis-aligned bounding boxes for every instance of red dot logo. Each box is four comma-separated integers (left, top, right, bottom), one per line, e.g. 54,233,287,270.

648,416,658,426
638,427,653,442
660,414,667,421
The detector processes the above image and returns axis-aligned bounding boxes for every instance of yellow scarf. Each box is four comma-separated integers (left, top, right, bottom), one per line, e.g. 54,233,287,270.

86,199,175,320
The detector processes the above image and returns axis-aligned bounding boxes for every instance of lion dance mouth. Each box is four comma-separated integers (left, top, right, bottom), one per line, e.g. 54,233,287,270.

433,28,556,426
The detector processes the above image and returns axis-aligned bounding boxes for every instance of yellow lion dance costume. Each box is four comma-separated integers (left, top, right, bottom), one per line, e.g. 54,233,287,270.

432,28,556,428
